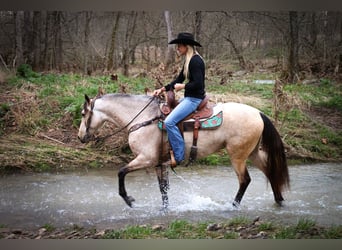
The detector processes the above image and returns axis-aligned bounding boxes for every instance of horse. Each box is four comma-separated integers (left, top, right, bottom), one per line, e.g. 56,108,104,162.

77,89,290,209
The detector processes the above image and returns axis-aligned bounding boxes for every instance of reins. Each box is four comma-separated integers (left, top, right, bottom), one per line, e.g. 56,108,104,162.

91,95,159,144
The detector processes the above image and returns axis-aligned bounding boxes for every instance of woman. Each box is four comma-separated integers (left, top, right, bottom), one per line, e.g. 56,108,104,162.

153,32,206,167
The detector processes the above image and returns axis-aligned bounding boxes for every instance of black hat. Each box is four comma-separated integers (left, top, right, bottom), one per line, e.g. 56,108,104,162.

168,32,202,47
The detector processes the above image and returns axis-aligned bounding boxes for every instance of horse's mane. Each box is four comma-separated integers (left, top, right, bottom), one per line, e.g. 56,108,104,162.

99,93,153,104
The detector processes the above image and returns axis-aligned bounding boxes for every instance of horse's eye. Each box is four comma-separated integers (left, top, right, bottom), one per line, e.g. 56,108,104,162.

81,112,85,117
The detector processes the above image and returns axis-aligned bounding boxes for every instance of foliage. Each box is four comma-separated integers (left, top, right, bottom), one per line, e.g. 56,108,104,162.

100,217,341,239
16,64,40,78
1,69,341,173
275,218,317,239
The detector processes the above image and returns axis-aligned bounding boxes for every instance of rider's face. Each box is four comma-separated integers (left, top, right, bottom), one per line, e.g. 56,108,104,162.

176,44,188,56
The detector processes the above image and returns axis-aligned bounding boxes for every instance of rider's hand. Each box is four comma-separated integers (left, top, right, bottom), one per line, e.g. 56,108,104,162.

153,88,164,96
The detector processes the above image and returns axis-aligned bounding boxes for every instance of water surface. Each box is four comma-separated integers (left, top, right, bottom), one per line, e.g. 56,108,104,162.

0,163,341,229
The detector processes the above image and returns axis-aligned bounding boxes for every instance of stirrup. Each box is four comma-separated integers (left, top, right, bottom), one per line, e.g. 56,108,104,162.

169,150,177,168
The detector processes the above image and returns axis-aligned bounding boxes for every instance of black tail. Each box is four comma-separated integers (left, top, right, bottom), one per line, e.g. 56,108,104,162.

260,112,290,203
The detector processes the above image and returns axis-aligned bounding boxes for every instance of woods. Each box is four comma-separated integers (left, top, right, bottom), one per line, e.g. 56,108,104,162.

0,11,341,81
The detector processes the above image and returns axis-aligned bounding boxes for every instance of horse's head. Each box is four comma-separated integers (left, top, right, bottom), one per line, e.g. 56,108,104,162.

78,89,105,143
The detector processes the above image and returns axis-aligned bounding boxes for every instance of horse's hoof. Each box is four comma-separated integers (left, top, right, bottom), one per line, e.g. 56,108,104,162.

159,206,169,214
275,200,284,207
124,196,135,207
232,200,240,208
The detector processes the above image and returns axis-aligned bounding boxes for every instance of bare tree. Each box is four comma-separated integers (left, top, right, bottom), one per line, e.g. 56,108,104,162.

107,12,121,71
32,11,42,70
164,10,175,68
14,11,24,67
287,11,299,83
53,11,63,71
194,11,203,54
42,11,51,70
83,11,92,75
122,11,138,76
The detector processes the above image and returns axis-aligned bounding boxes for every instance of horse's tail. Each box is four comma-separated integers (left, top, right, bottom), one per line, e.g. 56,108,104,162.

259,112,290,201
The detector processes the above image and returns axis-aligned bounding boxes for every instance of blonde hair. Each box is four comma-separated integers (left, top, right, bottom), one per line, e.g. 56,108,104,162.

183,45,202,80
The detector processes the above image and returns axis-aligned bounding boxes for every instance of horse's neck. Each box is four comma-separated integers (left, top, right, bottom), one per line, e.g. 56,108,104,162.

95,95,155,126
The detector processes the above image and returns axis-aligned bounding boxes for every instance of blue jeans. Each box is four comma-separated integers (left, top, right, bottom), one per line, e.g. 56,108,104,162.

164,97,202,163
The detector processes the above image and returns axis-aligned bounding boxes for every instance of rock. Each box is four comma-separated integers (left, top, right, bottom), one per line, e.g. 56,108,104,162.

0,228,10,233
232,70,247,77
38,228,47,235
95,230,106,237
302,79,319,85
152,224,164,231
256,231,267,237
207,223,221,231
5,233,16,239
12,229,22,234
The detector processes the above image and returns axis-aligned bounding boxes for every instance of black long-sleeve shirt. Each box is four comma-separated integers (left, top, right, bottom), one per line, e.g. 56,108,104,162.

164,54,205,100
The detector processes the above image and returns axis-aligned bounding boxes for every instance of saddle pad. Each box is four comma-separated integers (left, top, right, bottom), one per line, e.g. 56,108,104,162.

158,104,223,131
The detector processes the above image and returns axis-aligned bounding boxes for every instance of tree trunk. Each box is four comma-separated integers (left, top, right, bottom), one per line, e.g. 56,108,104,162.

122,11,138,76
32,11,42,70
224,34,246,70
83,11,92,75
287,11,299,83
337,14,342,74
194,11,203,54
309,12,317,48
107,12,121,71
53,11,63,71
42,11,50,71
14,11,24,67
164,10,175,68
23,11,33,65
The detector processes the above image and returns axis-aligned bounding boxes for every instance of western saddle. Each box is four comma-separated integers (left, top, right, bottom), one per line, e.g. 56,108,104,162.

160,90,213,166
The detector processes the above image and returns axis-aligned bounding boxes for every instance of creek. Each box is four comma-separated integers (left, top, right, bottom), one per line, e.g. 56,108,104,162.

0,163,341,229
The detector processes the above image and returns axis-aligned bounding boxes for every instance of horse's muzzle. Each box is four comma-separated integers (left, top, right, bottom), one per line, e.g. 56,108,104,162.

78,134,92,143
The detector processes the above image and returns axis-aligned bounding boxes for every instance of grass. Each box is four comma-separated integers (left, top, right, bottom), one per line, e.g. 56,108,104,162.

99,217,342,239
0,65,341,173
0,134,119,173
275,218,318,239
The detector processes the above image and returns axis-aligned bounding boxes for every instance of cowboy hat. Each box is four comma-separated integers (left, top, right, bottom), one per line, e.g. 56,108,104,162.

168,32,202,47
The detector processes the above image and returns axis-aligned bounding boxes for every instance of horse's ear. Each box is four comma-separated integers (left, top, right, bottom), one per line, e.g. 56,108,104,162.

85,94,90,104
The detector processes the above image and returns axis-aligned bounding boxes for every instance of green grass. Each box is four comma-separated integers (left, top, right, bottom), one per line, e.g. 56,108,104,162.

100,217,341,239
258,222,275,231
5,70,155,133
1,67,342,173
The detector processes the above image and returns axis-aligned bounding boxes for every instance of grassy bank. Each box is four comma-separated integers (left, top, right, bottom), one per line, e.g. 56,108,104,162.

0,64,342,173
1,217,341,239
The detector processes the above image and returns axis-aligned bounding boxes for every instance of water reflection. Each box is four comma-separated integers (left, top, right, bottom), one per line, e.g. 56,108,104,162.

0,163,341,229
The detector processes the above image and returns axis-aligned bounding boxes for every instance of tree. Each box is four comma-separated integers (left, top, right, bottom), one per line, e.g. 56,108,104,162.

32,11,42,70
164,10,175,68
53,11,63,71
83,11,92,75
107,12,121,71
14,11,24,67
121,11,138,76
194,11,203,54
287,11,299,83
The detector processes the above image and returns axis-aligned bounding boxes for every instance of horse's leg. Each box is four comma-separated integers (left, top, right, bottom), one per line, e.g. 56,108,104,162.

118,155,155,207
118,166,135,207
155,165,169,209
249,148,285,206
231,159,251,207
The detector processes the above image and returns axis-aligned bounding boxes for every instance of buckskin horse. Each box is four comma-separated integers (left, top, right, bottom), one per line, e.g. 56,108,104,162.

78,89,289,209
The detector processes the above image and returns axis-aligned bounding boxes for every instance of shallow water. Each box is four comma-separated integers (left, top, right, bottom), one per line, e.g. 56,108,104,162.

0,163,341,229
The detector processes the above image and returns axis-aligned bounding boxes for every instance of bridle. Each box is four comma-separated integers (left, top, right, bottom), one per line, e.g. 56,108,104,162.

83,95,161,144
84,98,96,134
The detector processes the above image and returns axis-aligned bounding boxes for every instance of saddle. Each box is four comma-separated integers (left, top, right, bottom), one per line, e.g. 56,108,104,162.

159,90,220,165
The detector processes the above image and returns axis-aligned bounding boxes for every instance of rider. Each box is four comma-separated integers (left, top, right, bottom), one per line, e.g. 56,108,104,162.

153,32,206,167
